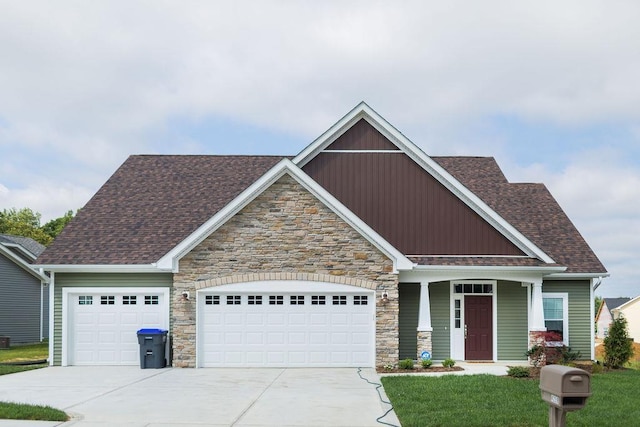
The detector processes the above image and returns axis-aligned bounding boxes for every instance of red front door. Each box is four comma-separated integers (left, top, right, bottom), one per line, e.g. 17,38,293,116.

465,296,493,360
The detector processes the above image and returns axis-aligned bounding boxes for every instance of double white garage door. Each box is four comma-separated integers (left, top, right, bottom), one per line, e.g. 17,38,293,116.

65,282,375,367
198,282,376,367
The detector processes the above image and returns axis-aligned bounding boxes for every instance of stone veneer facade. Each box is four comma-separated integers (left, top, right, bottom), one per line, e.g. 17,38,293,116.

172,175,399,367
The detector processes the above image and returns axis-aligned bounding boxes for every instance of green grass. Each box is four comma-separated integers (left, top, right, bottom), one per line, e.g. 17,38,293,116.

0,342,66,422
0,342,48,363
382,369,640,427
0,402,68,422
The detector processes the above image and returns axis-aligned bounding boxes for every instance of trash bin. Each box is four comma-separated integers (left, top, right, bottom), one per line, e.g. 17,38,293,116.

0,337,9,349
136,328,168,369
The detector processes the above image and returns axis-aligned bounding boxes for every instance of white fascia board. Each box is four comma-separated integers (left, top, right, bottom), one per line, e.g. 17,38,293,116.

292,102,555,264
545,272,610,280
614,295,640,311
1,243,37,260
35,264,166,274
0,245,49,281
156,158,413,273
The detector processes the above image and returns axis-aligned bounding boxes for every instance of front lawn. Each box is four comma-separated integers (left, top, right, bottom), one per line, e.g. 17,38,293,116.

382,369,640,427
0,342,66,422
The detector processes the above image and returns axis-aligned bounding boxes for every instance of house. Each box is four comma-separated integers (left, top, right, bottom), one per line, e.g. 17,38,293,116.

610,296,640,343
36,103,607,367
595,298,631,340
0,234,50,345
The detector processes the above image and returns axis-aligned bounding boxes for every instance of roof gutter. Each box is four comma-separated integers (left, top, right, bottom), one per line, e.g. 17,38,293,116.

546,272,610,280
35,264,170,274
410,265,567,274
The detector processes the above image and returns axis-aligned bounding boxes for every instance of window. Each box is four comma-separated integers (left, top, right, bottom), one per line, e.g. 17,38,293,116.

145,295,159,305
353,295,368,305
332,295,347,305
226,295,241,305
248,295,263,305
205,295,220,305
290,295,304,305
454,299,461,328
123,295,137,305
269,295,284,305
78,296,93,305
453,282,493,294
543,293,568,345
311,295,326,305
101,296,115,305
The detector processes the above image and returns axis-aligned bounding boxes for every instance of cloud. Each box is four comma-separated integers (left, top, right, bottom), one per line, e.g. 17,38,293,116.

0,1,638,296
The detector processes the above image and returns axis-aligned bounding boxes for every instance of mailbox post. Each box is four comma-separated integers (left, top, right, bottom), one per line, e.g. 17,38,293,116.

539,365,591,427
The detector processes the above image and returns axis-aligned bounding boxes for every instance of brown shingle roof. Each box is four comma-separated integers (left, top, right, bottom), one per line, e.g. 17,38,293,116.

38,153,606,275
37,155,284,265
433,157,607,274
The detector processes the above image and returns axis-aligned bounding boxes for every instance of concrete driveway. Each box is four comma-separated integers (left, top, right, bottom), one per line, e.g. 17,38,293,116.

0,367,400,427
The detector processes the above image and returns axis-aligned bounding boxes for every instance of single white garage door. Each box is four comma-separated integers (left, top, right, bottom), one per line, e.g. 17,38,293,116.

198,281,375,367
65,288,169,366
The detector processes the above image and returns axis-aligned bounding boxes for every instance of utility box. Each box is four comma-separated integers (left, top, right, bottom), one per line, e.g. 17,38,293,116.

540,365,591,427
136,329,168,369
0,337,9,349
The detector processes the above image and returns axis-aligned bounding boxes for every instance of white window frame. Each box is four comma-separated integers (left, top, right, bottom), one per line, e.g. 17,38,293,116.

542,292,569,346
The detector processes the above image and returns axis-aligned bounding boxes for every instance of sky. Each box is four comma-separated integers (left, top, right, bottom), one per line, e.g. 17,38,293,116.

1,1,638,297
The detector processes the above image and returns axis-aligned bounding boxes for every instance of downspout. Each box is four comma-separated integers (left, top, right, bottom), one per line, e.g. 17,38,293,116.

590,277,602,361
39,268,44,342
48,272,55,366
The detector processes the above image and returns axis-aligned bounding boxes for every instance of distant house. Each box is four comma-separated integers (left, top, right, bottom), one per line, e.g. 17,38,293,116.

595,298,631,340
0,234,50,345
611,296,640,343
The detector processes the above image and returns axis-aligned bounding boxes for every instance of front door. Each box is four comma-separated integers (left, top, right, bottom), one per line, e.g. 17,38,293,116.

465,296,493,360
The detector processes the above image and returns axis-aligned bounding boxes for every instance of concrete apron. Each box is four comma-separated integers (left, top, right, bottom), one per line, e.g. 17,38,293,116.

0,367,400,427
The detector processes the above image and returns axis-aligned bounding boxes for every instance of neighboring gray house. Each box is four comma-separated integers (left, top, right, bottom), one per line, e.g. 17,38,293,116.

0,234,50,344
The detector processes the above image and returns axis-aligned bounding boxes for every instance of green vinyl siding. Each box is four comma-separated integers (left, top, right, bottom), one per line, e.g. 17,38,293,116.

496,281,528,360
430,281,450,360
543,280,592,359
399,283,420,360
52,273,173,365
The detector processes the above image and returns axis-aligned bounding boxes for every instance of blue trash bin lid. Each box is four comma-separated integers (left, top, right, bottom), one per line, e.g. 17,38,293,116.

137,328,168,334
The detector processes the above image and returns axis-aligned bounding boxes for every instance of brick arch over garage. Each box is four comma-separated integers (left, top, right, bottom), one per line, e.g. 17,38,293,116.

194,273,378,291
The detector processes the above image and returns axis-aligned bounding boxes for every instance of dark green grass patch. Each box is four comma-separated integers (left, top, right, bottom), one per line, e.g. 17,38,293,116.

0,364,48,376
0,401,67,422
0,342,48,363
382,369,640,427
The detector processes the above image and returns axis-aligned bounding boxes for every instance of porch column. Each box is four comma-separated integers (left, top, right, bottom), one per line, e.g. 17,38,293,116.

417,281,433,358
530,280,546,331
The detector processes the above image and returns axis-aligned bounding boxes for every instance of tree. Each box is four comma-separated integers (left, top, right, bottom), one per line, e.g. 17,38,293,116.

0,207,76,246
42,210,74,240
594,296,603,316
0,208,52,245
604,316,634,368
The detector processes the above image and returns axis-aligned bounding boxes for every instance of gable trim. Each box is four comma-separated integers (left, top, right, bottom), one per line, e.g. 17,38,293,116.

0,245,49,282
156,158,414,273
611,295,640,312
293,102,555,264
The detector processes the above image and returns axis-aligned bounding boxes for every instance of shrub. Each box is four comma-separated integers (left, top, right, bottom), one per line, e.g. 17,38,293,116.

604,316,634,369
398,358,415,370
526,331,580,367
507,366,530,378
421,359,433,369
442,358,456,368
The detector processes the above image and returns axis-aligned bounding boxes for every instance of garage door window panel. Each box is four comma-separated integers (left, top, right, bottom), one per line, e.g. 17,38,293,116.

101,296,115,305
